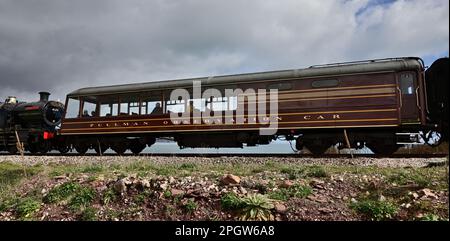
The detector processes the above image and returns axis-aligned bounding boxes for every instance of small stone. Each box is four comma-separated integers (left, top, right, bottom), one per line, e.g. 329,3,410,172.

113,179,127,193
280,180,294,189
53,175,68,180
318,208,333,213
239,187,247,195
310,179,325,187
405,203,412,209
137,179,151,188
168,176,176,184
171,189,185,196
411,192,419,199
220,174,241,185
350,198,357,203
378,194,386,202
160,183,168,190
419,188,438,199
274,203,287,214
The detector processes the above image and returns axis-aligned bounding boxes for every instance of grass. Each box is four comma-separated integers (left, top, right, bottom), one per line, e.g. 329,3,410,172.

183,199,198,214
268,184,312,201
350,199,398,221
80,207,98,221
44,181,95,211
15,197,41,219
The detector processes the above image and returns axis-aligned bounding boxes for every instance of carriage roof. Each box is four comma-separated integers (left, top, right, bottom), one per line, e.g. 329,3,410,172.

67,57,424,98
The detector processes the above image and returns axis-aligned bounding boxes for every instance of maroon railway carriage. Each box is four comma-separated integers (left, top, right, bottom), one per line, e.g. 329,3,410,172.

58,57,448,155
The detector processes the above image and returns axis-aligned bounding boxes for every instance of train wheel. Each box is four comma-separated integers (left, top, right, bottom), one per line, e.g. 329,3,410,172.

367,143,400,155
130,140,146,155
306,144,330,155
7,146,18,154
28,144,39,154
94,144,108,155
58,145,70,154
75,145,88,155
112,144,128,155
38,142,50,154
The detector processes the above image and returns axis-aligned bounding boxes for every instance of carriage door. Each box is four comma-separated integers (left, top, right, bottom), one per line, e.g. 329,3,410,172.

399,72,420,123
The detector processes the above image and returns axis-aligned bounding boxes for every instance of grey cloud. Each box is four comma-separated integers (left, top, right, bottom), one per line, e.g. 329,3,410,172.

0,0,448,102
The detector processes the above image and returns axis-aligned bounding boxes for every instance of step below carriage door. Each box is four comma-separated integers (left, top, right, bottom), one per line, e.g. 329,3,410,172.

398,72,420,123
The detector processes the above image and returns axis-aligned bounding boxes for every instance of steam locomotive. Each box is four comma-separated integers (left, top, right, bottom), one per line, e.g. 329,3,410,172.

0,92,65,154
0,56,448,155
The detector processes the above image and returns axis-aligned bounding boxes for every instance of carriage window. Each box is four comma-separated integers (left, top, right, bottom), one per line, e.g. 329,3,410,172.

99,96,119,117
311,79,339,88
267,82,292,91
82,99,97,117
129,102,139,115
118,96,140,115
166,100,185,113
65,97,80,118
141,92,163,115
400,73,414,95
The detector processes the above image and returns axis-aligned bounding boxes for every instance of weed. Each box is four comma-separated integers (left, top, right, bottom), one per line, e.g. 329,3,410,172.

80,207,98,221
163,190,172,199
268,185,312,201
103,187,118,205
43,182,95,211
15,197,41,219
306,166,329,178
81,165,104,173
221,193,274,221
180,163,197,170
350,199,398,221
221,193,244,210
239,194,274,221
183,199,198,214
68,186,95,210
43,182,80,203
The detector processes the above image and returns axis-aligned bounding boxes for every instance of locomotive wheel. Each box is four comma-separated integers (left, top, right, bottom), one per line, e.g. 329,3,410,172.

28,144,39,154
38,142,50,154
306,144,330,155
368,143,400,155
75,145,88,155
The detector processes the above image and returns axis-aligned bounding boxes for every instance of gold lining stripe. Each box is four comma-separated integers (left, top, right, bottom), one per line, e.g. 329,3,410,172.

62,108,398,125
241,84,396,96
63,118,398,131
60,124,399,135
274,87,395,100
241,94,396,104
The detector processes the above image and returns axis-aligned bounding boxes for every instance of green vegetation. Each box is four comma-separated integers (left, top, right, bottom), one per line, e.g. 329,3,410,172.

15,197,41,219
80,207,98,221
221,193,274,221
268,185,312,201
44,182,95,210
102,187,119,205
221,193,245,210
183,199,198,214
350,199,398,221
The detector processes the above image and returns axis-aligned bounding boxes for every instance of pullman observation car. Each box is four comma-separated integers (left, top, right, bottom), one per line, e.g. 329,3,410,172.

58,57,448,155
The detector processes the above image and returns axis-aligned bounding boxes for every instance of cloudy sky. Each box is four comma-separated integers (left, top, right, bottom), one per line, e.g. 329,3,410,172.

0,0,448,102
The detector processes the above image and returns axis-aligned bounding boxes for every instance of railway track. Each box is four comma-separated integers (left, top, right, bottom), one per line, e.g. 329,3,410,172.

0,152,447,158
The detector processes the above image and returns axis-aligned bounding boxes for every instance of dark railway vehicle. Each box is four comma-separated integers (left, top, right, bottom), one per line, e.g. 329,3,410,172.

0,92,65,154
57,57,448,155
